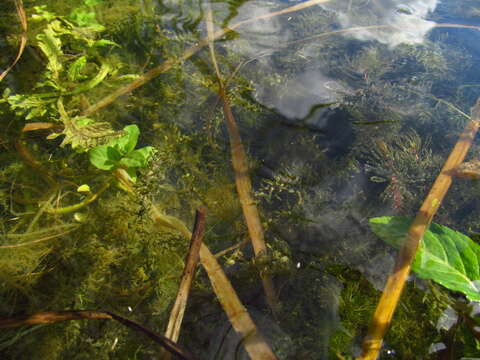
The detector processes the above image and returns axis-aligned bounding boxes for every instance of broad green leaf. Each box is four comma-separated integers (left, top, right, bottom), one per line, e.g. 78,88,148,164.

119,146,155,168
89,145,122,170
111,125,139,155
370,216,480,301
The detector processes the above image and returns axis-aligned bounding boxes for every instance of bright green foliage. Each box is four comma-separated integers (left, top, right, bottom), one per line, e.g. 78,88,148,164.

2,4,129,150
89,125,155,180
370,216,480,301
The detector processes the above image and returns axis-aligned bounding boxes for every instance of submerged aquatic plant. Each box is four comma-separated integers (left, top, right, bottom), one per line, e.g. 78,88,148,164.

364,130,439,210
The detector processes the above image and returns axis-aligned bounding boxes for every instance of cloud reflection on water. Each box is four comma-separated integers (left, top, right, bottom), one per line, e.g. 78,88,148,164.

320,0,439,47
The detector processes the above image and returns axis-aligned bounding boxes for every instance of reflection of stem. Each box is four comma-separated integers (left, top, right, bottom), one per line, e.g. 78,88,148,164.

15,138,58,188
150,206,277,360
359,98,480,360
214,237,249,258
46,183,110,214
0,228,77,249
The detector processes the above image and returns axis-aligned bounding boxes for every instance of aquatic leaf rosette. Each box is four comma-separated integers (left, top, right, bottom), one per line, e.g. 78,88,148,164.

89,124,155,180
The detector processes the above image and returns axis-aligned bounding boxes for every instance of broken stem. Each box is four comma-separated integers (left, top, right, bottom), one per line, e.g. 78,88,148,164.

163,208,206,359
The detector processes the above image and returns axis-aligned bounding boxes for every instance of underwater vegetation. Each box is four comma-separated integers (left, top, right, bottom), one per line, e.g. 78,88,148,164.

1,0,480,359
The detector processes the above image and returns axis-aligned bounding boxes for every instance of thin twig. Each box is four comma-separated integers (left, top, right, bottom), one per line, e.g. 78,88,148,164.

164,208,206,349
0,0,27,82
150,206,278,360
0,310,201,360
359,98,480,360
214,237,249,258
45,183,110,214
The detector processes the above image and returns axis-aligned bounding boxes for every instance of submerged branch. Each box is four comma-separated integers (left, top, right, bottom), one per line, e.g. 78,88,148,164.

206,6,279,314
150,206,278,360
0,310,201,360
359,98,480,360
0,0,27,82
164,208,206,352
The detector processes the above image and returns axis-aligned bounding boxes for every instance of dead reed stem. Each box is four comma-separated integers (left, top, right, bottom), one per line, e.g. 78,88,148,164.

205,6,279,314
163,209,206,360
359,98,480,360
150,206,278,360
0,0,27,82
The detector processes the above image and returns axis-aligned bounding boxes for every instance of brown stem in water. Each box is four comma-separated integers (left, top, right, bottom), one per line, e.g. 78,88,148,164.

359,98,480,360
0,0,27,82
150,206,278,360
163,208,206,360
205,6,279,315
0,310,200,360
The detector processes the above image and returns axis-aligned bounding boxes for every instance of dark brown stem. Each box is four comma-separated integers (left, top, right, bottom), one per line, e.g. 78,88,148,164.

0,310,201,360
0,0,27,82
164,209,206,346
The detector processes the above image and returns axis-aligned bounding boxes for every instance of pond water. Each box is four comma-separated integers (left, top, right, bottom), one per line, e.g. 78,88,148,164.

1,0,480,359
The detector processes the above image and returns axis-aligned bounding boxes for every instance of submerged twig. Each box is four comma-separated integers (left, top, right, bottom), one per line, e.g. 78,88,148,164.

0,0,27,82
0,310,201,360
150,206,278,360
205,5,279,314
214,237,249,258
164,208,206,357
359,98,480,360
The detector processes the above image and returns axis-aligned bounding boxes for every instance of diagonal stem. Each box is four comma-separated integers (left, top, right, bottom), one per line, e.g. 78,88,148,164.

359,98,480,360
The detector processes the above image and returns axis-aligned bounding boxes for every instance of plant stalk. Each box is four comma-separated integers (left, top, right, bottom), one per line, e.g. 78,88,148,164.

359,98,480,360
205,5,279,314
163,208,206,360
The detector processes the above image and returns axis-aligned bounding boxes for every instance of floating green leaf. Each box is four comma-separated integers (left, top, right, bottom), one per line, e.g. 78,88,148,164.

370,216,480,301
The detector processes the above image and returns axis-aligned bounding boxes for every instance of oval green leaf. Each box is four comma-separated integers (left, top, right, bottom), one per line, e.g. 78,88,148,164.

370,216,480,301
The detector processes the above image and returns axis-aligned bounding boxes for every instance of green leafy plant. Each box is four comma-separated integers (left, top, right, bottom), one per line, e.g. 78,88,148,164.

370,216,480,301
89,124,155,180
1,3,135,150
